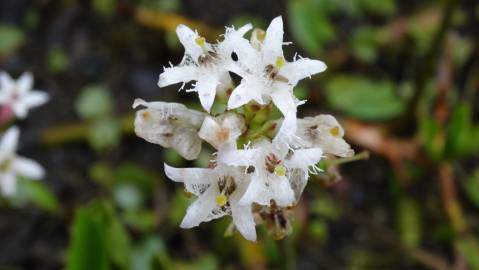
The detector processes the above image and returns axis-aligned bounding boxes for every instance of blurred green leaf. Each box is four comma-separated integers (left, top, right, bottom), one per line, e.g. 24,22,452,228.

359,0,396,16
230,15,266,32
445,102,479,159
89,162,114,188
88,117,121,151
288,0,335,55
309,220,328,242
92,0,116,17
397,197,422,247
325,75,405,120
168,189,191,225
47,48,70,73
106,215,131,269
457,237,479,270
293,83,310,100
114,183,143,211
311,196,342,220
67,206,109,270
463,169,479,209
12,179,59,213
123,210,157,232
351,27,383,63
75,85,113,120
130,236,168,270
114,163,158,192
0,24,24,56
164,148,185,167
419,117,443,161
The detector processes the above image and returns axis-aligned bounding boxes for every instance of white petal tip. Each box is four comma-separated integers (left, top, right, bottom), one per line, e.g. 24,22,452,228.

132,98,147,109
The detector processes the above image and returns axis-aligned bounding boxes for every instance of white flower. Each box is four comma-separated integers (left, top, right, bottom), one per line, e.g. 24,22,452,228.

198,113,245,150
0,126,45,195
296,115,354,157
0,72,49,119
227,16,327,116
218,112,323,207
132,99,206,160
164,163,256,241
158,24,252,112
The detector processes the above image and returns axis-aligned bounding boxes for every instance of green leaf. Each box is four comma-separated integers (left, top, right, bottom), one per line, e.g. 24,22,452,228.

106,215,131,269
123,210,157,232
0,24,24,56
419,117,443,161
113,183,143,211
67,207,109,270
89,162,114,188
287,0,335,55
88,117,121,151
445,102,479,159
359,0,396,16
130,236,168,270
397,197,422,247
325,75,405,120
457,237,479,270
47,48,70,73
11,179,60,213
463,169,479,209
75,85,113,120
92,0,116,17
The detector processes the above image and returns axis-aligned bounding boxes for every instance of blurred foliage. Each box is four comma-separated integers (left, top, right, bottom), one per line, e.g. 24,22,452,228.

0,0,478,269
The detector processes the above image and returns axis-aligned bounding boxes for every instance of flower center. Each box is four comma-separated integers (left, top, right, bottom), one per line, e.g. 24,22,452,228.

195,36,206,47
215,194,228,206
216,175,236,206
265,153,283,174
329,126,340,137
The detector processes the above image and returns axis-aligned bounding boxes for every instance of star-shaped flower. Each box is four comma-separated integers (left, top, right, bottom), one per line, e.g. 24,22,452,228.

164,163,257,241
133,99,206,160
158,24,252,112
218,112,323,207
0,126,45,195
227,16,327,116
0,72,49,119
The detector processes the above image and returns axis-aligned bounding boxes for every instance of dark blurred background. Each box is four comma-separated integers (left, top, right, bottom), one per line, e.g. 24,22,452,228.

0,0,479,269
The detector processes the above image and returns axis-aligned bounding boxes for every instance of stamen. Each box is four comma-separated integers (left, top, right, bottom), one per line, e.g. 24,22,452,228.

256,29,266,43
216,194,228,206
274,165,286,176
329,126,340,137
275,56,285,68
195,36,206,47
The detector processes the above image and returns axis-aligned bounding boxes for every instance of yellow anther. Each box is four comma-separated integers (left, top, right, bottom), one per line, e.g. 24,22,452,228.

329,126,340,137
275,56,285,68
256,29,266,42
141,111,151,121
216,194,228,206
195,36,206,47
274,165,286,177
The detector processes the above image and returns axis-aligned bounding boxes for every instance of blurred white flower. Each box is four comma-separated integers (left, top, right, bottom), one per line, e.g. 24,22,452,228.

218,112,322,207
0,72,49,119
164,163,256,241
158,24,252,112
133,98,206,160
227,16,327,116
0,126,45,195
198,113,245,150
297,115,354,157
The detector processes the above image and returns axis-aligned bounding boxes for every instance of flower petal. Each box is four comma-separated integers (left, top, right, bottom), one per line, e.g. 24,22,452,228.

227,80,264,110
262,16,284,64
0,72,14,95
164,163,214,184
279,58,327,85
176,24,204,62
0,126,19,155
158,65,198,88
270,175,295,207
270,85,297,117
285,148,323,169
17,72,34,95
194,73,219,112
231,203,256,241
217,148,258,167
19,91,49,109
180,187,218,228
12,157,45,179
0,172,17,196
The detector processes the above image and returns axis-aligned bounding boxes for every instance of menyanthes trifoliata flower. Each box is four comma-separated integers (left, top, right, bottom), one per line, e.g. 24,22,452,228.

133,16,354,241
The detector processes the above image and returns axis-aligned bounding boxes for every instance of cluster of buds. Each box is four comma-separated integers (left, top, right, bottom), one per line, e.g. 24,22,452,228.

133,16,353,241
0,72,49,195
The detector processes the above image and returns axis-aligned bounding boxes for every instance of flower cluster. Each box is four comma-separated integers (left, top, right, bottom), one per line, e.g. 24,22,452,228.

133,16,353,241
0,72,48,195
